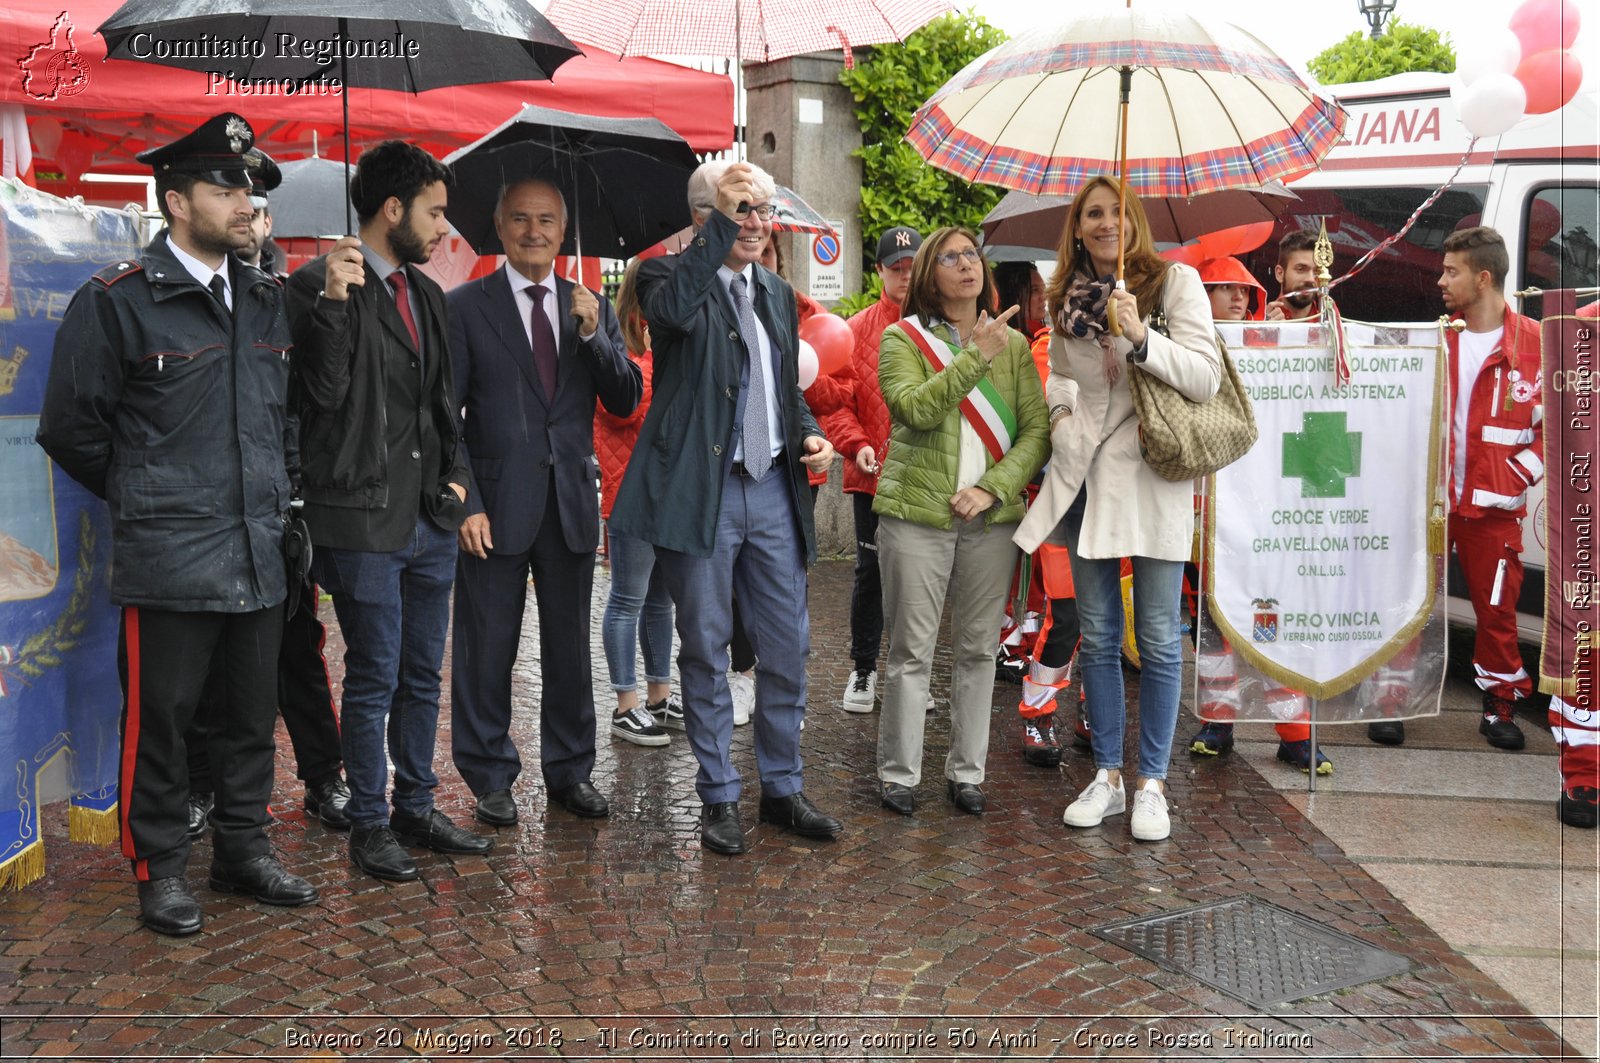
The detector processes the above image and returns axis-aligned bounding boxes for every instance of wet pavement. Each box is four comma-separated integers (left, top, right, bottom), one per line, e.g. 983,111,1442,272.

0,558,1591,1060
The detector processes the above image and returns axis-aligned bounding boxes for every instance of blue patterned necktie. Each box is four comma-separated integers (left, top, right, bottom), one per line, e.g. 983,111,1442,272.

729,274,770,480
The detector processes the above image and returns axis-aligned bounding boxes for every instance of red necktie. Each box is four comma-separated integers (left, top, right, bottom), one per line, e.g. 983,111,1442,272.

529,285,558,398
389,270,420,350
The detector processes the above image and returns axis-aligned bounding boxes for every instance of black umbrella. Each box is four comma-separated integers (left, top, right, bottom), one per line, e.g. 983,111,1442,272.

97,0,582,231
443,105,700,261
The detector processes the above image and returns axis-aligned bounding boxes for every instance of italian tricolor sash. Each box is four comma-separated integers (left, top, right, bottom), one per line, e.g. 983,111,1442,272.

895,317,1016,463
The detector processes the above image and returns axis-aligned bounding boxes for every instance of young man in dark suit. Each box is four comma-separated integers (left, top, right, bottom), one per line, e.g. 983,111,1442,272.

609,160,841,855
285,141,490,883
446,178,641,826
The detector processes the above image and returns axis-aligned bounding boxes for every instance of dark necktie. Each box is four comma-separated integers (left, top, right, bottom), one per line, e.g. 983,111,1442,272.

528,285,559,399
389,270,420,350
208,274,228,311
729,274,770,480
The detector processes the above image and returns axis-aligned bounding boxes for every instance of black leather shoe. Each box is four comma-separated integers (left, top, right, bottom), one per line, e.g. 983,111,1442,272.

947,780,986,815
136,877,202,936
475,788,518,826
548,781,610,819
303,776,352,831
390,808,493,855
880,782,915,817
758,791,843,839
350,826,419,882
1368,720,1406,746
208,854,318,907
185,792,213,839
700,801,748,854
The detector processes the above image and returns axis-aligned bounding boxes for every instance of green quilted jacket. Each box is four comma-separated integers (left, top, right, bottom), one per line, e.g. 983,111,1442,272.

872,317,1048,529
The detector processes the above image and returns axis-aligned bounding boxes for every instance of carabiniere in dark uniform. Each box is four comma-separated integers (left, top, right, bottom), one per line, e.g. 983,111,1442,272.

37,112,318,937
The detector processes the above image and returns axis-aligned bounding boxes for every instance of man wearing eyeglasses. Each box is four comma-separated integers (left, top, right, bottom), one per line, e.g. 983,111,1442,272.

609,160,842,855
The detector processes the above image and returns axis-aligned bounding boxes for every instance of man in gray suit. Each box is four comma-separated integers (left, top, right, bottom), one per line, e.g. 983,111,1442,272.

447,178,641,827
610,160,841,855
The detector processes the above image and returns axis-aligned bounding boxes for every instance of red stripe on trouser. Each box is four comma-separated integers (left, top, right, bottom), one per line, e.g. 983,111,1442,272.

1451,513,1531,700
120,607,148,881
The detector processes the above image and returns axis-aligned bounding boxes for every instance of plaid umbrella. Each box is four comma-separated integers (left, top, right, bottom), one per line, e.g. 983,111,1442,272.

543,0,952,63
770,184,835,235
907,9,1346,200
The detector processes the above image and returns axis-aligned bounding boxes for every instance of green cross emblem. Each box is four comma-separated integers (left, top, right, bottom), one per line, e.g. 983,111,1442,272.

1282,412,1362,498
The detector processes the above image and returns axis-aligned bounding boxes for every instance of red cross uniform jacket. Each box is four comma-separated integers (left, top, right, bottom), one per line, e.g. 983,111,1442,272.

1448,304,1544,520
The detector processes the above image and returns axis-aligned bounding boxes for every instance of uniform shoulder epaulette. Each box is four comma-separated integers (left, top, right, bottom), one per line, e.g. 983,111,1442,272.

91,261,143,288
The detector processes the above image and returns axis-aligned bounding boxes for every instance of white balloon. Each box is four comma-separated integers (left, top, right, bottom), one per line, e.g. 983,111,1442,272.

1454,72,1528,137
797,339,819,390
1454,35,1522,87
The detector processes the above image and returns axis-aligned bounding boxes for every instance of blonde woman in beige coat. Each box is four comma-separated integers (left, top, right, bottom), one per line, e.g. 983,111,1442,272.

1014,176,1220,842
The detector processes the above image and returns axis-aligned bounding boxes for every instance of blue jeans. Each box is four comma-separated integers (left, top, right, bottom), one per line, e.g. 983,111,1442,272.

313,516,457,829
655,467,810,804
602,529,674,692
1062,493,1185,780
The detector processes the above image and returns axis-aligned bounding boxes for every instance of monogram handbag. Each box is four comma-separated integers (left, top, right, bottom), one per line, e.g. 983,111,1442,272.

1127,277,1258,482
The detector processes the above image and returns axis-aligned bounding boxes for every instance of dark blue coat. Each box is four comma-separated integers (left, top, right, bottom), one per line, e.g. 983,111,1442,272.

609,211,823,561
447,268,639,555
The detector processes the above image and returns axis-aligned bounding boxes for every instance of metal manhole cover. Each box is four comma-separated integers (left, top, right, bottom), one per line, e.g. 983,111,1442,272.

1091,897,1410,1007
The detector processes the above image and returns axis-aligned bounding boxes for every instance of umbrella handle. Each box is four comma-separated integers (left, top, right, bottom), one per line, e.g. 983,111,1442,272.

1110,61,1131,337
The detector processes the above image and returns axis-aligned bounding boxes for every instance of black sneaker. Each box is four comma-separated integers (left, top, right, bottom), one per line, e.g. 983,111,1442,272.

1480,692,1526,751
995,648,1027,685
1368,720,1406,746
611,705,670,747
648,694,685,730
1559,786,1598,829
1021,715,1062,767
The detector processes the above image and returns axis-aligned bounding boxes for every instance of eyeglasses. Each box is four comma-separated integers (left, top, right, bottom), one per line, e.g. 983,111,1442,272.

935,248,982,267
738,203,778,220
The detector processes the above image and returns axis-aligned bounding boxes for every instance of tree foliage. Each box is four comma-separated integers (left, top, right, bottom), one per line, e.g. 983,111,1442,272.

838,12,1007,303
1307,19,1456,85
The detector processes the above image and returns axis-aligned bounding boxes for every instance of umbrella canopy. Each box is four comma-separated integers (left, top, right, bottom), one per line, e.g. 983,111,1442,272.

443,105,699,259
96,0,581,231
981,183,1298,253
907,10,1346,199
544,0,953,63
97,0,580,91
265,157,350,239
770,184,834,236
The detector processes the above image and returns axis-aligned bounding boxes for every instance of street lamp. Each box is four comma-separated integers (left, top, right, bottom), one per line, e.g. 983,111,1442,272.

1358,0,1398,38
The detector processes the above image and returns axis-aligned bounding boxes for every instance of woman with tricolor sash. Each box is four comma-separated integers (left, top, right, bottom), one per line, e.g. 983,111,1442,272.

872,227,1049,818
1015,176,1221,843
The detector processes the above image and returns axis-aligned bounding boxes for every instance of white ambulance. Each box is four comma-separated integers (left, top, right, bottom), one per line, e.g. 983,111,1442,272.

1239,71,1599,640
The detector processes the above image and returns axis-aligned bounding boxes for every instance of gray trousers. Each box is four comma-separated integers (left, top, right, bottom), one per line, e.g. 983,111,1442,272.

876,514,1019,787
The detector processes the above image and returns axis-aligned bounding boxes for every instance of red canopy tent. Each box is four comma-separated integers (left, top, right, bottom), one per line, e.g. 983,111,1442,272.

0,0,732,193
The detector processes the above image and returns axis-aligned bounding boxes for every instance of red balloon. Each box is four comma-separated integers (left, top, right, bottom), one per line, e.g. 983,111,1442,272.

1509,0,1581,61
798,312,852,378
1515,48,1584,114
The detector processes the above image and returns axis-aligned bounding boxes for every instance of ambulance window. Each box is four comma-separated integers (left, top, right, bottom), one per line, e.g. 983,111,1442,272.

1519,186,1599,321
1239,185,1489,323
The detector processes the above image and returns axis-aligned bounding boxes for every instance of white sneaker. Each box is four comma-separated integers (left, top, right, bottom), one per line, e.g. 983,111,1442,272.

728,672,754,726
1129,779,1171,841
842,669,876,712
1063,769,1126,827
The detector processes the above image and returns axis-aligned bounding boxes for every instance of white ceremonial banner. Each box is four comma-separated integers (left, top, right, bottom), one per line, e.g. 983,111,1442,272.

1199,320,1448,719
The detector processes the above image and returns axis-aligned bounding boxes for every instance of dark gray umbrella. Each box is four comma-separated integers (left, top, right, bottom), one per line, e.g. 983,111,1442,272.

97,0,582,231
981,183,1299,253
265,158,350,239
443,105,700,260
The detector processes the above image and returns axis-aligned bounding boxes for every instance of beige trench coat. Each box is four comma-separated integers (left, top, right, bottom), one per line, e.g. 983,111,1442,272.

1014,262,1220,561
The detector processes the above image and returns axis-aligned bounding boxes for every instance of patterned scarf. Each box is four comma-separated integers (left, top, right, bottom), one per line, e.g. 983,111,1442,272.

1057,272,1122,386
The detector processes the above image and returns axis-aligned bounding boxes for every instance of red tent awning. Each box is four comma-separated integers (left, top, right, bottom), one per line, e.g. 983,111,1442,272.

0,0,733,170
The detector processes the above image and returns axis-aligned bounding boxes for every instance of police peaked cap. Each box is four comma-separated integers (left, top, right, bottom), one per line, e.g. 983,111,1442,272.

136,112,256,189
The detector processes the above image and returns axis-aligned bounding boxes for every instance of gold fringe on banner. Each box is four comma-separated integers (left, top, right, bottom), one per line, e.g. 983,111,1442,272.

69,804,120,846
0,842,46,891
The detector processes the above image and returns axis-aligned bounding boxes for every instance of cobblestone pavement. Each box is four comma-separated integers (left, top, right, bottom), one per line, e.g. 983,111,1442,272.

0,559,1586,1060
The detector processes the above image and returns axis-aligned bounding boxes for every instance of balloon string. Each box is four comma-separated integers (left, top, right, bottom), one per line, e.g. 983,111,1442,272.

1327,137,1480,293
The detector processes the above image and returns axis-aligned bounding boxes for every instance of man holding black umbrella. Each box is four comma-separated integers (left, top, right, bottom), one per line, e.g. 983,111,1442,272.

446,178,640,826
286,140,489,883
